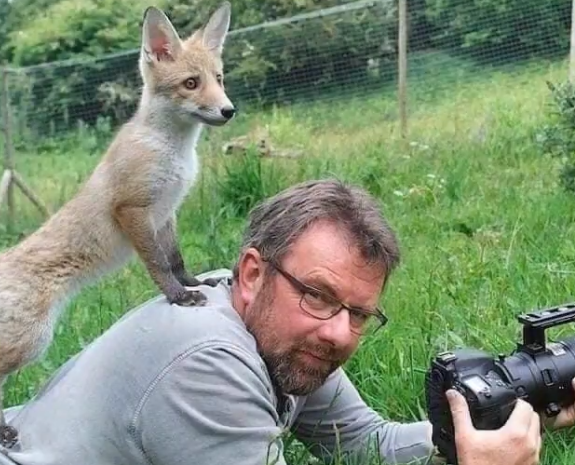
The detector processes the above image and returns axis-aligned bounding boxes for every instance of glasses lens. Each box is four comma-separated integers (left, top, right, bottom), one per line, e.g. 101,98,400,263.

301,293,386,335
301,292,335,319
351,317,381,335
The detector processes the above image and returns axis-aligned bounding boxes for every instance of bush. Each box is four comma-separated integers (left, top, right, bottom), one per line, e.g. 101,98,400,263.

223,1,397,107
536,81,575,193
8,0,160,66
423,0,571,64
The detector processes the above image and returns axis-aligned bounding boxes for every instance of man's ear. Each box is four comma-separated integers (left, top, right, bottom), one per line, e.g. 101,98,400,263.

141,6,182,64
236,247,264,306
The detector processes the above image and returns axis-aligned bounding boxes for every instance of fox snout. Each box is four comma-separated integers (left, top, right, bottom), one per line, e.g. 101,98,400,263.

194,96,236,126
213,103,236,124
221,106,236,120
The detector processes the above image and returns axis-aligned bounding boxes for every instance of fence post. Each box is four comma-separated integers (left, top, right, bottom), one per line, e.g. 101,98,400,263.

0,66,15,232
398,0,408,142
0,65,51,232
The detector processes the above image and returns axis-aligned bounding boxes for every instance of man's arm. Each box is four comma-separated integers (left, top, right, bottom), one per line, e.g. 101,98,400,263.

135,342,288,465
291,368,436,465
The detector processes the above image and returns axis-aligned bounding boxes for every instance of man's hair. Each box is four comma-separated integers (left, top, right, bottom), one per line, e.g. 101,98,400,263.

232,178,401,283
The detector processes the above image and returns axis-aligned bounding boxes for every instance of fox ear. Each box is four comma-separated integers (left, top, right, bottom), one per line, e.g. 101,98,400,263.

141,7,182,63
195,2,231,54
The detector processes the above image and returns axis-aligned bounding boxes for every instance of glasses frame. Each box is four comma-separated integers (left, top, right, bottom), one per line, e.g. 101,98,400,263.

264,259,388,335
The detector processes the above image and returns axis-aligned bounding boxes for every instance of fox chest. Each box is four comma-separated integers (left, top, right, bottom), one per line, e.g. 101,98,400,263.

150,154,199,226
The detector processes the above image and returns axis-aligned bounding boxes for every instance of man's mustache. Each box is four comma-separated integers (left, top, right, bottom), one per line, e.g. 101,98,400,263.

299,342,347,363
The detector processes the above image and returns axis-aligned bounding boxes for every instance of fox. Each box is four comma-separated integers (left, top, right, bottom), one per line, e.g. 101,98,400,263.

0,2,235,446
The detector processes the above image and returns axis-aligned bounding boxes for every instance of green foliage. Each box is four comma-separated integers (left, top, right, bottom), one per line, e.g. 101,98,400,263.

0,0,11,61
4,0,571,68
7,0,167,65
167,0,344,37
2,0,572,140
5,0,398,139
536,81,575,194
5,0,356,66
215,147,286,218
424,0,571,63
223,1,397,106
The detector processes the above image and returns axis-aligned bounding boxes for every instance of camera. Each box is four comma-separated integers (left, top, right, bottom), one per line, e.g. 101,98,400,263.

425,303,575,464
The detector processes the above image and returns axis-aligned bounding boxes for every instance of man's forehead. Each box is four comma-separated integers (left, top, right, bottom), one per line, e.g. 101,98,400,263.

284,222,386,292
287,221,370,265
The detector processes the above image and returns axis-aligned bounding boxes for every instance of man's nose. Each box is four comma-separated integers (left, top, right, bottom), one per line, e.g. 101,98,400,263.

316,310,355,347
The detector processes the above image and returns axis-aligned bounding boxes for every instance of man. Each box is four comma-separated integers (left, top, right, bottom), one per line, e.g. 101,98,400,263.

0,179,572,465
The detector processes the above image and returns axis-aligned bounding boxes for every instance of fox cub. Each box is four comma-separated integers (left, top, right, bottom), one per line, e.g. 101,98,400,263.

0,2,235,445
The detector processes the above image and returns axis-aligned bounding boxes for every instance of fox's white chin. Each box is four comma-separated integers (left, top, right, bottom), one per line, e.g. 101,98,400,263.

191,112,233,127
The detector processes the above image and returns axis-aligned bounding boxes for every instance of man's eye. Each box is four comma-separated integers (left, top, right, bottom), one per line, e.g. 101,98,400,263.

303,289,334,310
306,289,324,302
349,309,370,324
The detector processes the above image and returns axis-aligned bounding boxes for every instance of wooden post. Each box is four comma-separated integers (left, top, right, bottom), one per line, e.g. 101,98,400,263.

398,0,408,141
570,0,575,83
0,66,51,231
1,66,15,231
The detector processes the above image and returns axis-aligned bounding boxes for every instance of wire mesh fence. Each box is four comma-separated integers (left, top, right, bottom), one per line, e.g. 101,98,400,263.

403,0,571,105
2,0,397,142
0,0,573,144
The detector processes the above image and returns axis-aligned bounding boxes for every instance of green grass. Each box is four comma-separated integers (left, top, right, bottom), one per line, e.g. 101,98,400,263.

2,52,575,463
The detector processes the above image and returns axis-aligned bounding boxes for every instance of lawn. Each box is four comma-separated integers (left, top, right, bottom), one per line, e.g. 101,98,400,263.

2,51,575,463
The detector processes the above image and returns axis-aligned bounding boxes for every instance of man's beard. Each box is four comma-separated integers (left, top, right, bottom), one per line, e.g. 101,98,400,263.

246,276,347,396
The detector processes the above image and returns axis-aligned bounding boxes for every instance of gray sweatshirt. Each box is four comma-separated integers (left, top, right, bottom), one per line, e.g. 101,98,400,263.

0,269,435,465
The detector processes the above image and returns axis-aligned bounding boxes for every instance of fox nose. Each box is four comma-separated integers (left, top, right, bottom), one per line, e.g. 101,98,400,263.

221,106,236,120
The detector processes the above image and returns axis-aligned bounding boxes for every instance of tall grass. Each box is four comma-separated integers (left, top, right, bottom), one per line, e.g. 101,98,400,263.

2,52,575,464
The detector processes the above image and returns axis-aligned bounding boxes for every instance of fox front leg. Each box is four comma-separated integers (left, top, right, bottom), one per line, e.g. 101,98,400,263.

0,378,18,448
114,206,208,306
157,216,221,288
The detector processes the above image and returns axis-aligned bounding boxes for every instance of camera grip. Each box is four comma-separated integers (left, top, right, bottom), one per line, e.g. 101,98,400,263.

426,363,519,465
430,394,517,465
426,370,462,464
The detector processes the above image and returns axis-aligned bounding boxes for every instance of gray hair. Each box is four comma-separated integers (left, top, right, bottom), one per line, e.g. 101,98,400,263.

232,178,400,283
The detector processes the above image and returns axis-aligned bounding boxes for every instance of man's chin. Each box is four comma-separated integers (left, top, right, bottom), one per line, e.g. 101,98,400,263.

283,369,336,396
276,360,339,396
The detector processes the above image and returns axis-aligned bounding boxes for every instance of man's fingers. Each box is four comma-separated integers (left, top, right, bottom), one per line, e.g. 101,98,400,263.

506,398,535,428
528,413,543,463
446,389,473,433
527,410,541,439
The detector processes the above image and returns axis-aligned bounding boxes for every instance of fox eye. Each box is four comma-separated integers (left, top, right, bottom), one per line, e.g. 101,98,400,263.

216,73,223,84
183,77,198,90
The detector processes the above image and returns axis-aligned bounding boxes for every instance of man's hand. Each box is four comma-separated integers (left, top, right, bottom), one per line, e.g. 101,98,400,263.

541,377,575,430
446,389,541,465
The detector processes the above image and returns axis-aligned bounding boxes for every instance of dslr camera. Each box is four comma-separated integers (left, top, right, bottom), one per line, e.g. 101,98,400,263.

425,303,575,464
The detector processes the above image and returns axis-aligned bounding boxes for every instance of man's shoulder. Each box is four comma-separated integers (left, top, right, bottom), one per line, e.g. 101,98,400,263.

94,269,261,371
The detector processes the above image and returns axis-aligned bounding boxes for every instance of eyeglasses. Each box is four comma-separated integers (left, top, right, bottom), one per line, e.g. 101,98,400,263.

264,260,388,335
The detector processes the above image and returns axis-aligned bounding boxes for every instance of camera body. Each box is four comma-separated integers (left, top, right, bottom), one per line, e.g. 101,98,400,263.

425,303,575,465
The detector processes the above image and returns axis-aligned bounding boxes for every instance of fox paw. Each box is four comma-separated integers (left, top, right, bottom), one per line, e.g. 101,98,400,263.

169,289,208,307
176,274,222,288
200,277,221,287
0,425,18,448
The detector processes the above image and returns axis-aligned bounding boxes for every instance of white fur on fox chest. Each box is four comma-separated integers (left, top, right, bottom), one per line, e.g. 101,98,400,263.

148,130,201,228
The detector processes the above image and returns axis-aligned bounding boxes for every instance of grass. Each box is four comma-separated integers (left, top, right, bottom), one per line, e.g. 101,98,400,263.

2,51,575,463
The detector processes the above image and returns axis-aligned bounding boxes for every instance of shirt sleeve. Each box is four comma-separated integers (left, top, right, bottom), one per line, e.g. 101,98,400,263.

136,342,288,465
291,368,436,465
